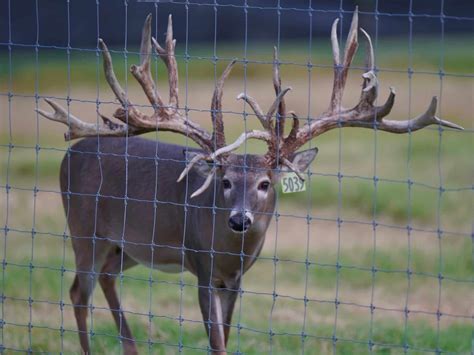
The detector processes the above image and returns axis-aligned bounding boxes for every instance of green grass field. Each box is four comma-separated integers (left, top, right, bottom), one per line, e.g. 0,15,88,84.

0,36,472,353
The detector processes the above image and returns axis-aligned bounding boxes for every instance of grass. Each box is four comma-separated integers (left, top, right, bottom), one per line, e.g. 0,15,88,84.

0,37,472,353
1,231,471,353
0,179,471,353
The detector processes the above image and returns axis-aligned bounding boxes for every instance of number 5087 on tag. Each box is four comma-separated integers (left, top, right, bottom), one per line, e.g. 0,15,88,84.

281,172,306,194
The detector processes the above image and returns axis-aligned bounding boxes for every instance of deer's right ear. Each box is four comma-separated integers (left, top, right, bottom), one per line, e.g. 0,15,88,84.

290,147,319,172
183,151,214,178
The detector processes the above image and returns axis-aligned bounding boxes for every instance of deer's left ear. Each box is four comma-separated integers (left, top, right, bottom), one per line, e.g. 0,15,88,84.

289,147,318,172
273,148,318,183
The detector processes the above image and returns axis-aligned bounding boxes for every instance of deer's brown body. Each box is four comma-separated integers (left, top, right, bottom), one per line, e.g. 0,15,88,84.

62,137,279,353
62,137,274,275
38,7,462,354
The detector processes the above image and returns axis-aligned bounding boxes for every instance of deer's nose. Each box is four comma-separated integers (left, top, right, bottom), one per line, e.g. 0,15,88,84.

228,214,252,232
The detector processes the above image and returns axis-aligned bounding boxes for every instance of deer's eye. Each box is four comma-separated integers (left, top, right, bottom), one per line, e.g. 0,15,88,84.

258,181,271,191
222,179,232,189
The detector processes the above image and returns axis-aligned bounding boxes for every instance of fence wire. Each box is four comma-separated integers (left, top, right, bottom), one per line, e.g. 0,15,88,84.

1,0,473,354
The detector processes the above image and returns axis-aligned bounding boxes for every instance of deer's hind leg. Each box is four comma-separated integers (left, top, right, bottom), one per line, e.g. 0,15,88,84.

98,247,138,355
69,235,113,354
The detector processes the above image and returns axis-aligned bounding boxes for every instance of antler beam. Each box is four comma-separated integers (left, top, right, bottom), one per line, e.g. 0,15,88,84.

35,98,140,141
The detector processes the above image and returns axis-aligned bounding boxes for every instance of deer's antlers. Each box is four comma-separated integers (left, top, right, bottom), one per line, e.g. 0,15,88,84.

37,9,464,196
229,7,463,177
281,8,463,161
37,14,237,198
38,14,222,151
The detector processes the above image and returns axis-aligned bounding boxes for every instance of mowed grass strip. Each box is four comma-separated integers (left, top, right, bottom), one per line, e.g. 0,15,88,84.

1,227,471,353
1,260,471,353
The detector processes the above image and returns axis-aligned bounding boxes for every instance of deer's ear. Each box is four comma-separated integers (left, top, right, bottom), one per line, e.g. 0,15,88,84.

183,151,213,178
289,148,318,172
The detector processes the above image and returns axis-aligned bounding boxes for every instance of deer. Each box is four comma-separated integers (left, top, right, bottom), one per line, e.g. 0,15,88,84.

36,8,462,355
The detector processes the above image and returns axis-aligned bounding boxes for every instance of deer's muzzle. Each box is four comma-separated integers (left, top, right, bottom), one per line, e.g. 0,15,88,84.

228,211,253,233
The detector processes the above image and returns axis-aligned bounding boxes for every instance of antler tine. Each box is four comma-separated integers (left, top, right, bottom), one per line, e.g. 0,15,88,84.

329,18,342,112
210,130,272,160
100,37,147,127
331,19,341,66
211,59,237,150
329,7,359,113
99,39,130,108
376,96,464,132
151,36,165,56
130,14,164,113
36,98,133,141
284,111,300,145
343,6,359,69
177,152,207,182
166,15,179,108
178,153,218,199
237,93,268,129
273,47,287,138
359,28,378,107
236,86,291,132
190,167,217,199
152,14,179,108
166,13,174,51
360,28,374,72
139,14,153,68
265,87,292,123
272,47,282,94
374,87,396,119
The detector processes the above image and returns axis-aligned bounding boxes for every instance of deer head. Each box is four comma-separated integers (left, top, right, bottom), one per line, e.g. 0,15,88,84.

37,9,463,234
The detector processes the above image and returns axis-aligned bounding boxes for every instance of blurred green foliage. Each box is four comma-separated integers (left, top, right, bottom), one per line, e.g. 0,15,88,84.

1,36,472,92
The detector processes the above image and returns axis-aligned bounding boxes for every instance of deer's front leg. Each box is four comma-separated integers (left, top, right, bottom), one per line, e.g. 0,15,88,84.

198,279,226,354
218,277,241,346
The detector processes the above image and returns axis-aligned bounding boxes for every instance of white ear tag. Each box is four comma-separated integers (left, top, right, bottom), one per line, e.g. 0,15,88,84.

281,172,306,193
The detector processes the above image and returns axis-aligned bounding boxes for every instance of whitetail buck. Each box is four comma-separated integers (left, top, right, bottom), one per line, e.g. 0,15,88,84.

37,8,462,354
